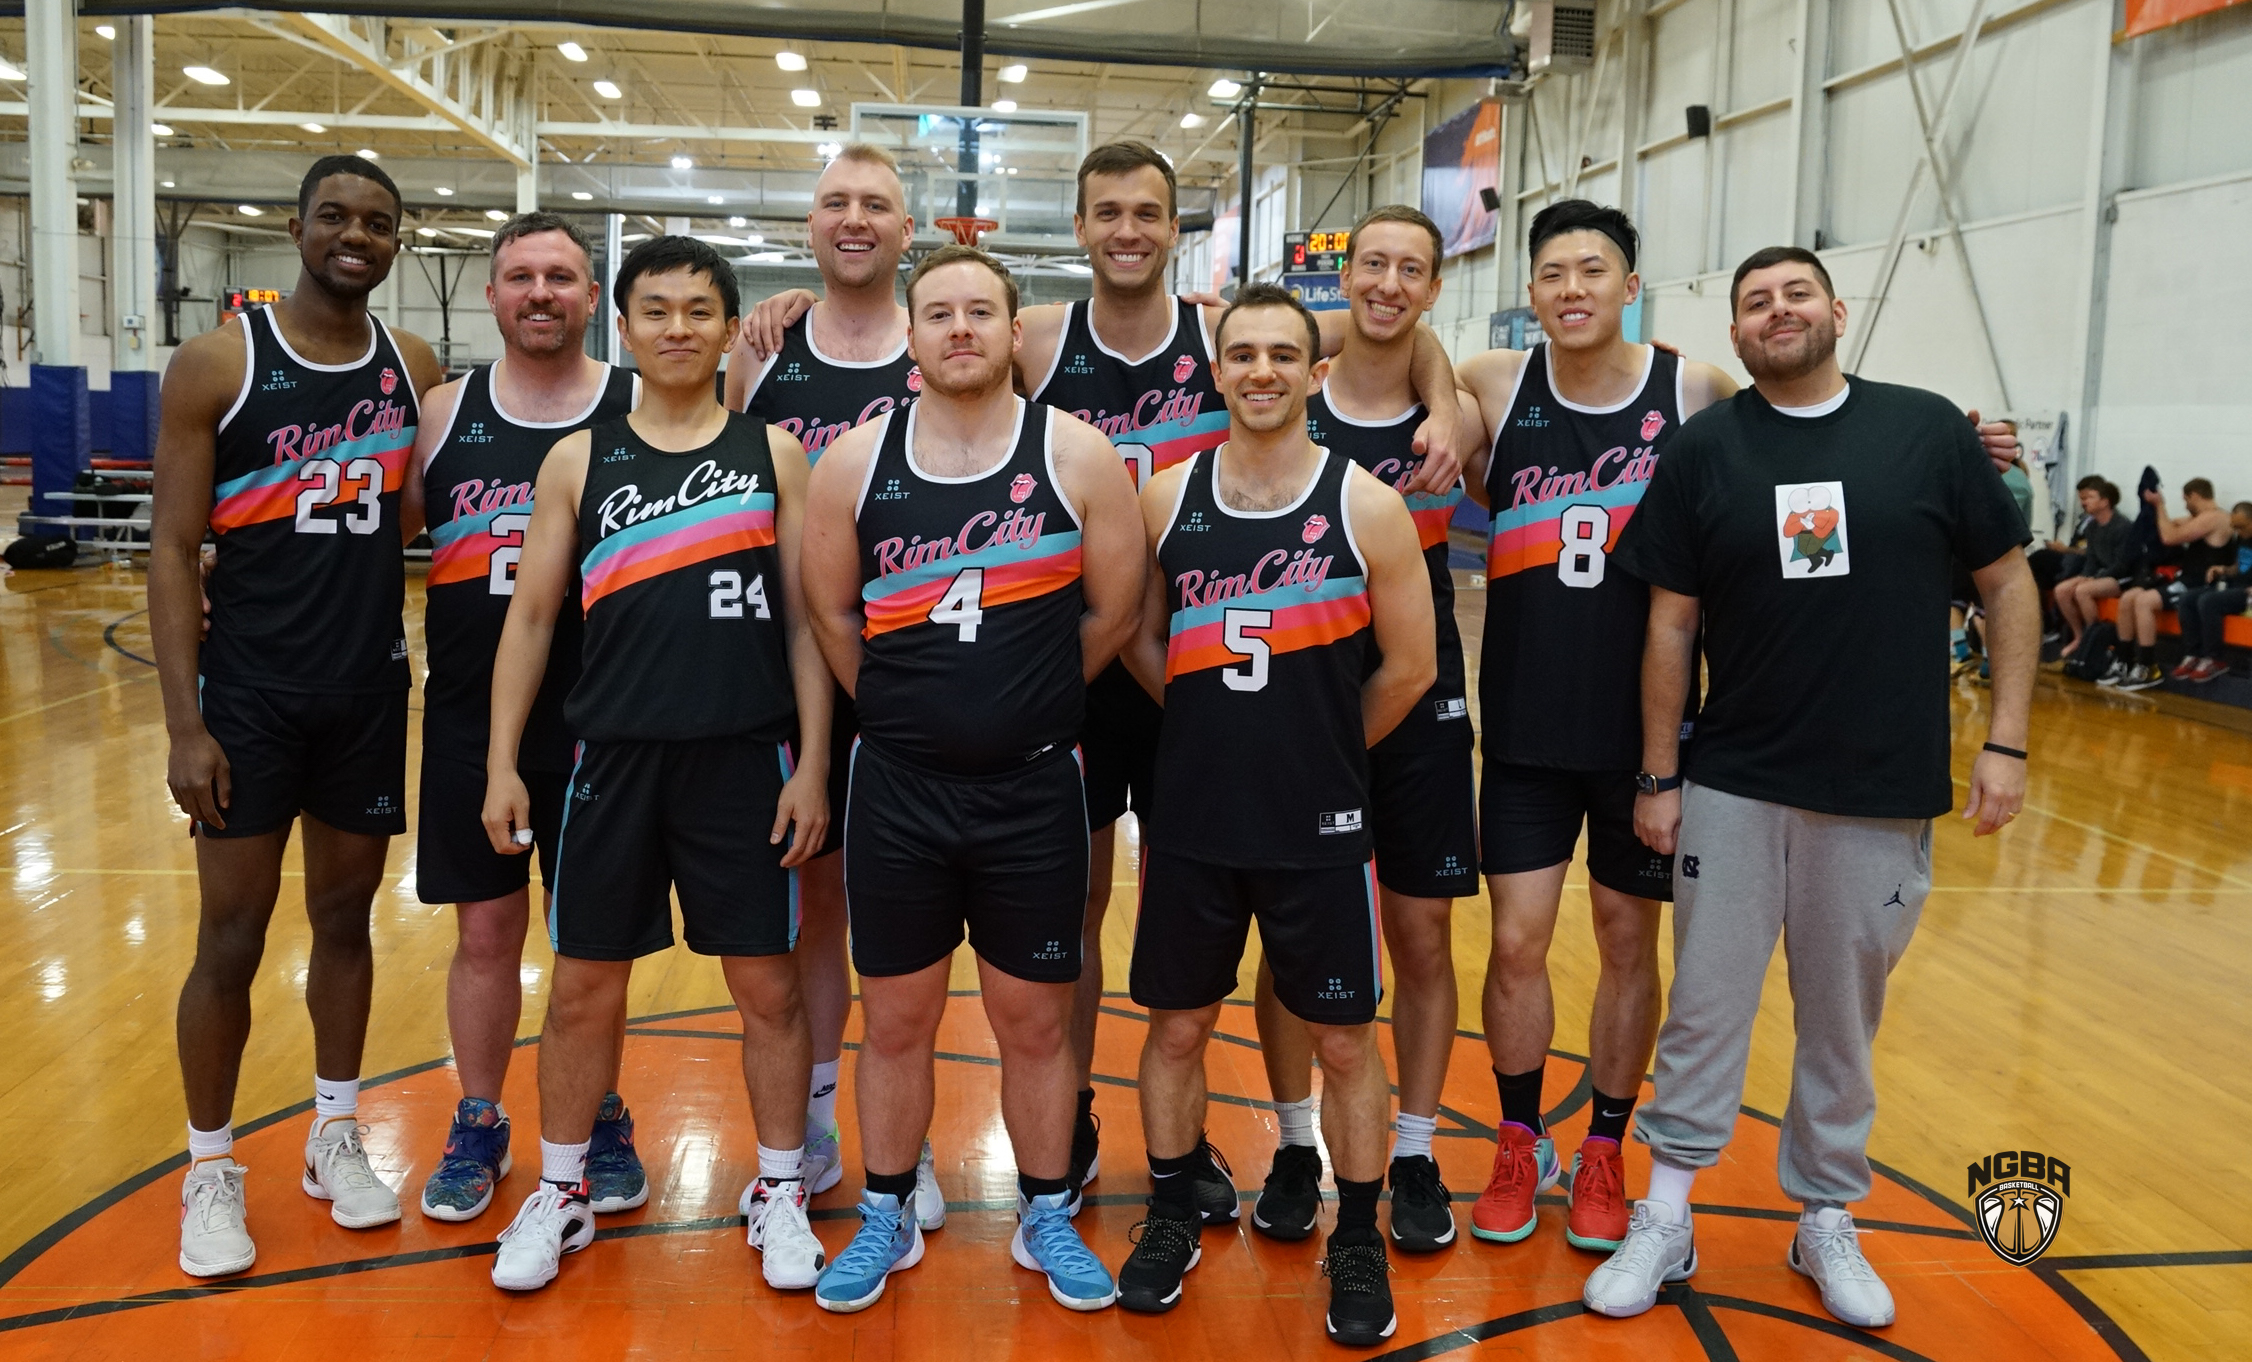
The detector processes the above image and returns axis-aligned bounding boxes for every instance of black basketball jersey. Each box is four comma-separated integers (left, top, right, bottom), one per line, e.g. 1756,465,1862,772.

1031,297,1226,490
565,412,795,744
739,310,919,462
422,363,635,771
1483,343,1683,770
1151,449,1374,868
202,305,418,692
1304,390,1469,753
854,400,1086,777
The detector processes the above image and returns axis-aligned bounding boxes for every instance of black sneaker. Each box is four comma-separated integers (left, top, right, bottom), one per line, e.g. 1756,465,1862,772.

1386,1154,1457,1252
1065,1109,1101,1217
1252,1143,1322,1241
1119,1200,1203,1313
1322,1235,1396,1346
1189,1135,1240,1225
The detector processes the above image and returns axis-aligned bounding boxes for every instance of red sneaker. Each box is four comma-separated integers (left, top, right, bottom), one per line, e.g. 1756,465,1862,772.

1469,1122,1558,1243
1564,1137,1629,1250
2170,657,2203,679
2192,658,2227,683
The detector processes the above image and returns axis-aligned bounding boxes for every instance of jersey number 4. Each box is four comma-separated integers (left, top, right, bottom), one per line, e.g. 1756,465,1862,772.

708,569,772,619
1557,504,1610,588
293,457,385,535
930,566,985,641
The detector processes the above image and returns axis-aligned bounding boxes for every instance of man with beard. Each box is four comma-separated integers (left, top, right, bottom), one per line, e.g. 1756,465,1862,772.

722,145,939,1224
1580,245,2037,1331
150,154,444,1276
401,213,643,1224
798,246,1141,1314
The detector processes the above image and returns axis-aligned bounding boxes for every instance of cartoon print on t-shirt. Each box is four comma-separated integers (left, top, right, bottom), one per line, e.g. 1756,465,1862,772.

1774,481,1850,578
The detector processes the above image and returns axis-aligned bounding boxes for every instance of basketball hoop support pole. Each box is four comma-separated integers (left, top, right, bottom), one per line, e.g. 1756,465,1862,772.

958,0,985,220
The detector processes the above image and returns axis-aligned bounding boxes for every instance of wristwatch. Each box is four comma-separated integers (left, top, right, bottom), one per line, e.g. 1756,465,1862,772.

1634,771,1683,794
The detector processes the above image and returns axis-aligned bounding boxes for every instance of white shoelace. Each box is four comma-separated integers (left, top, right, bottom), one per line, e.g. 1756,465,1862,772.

187,1165,246,1229
500,1185,575,1245
316,1124,383,1191
1611,1208,1685,1277
1807,1217,1880,1283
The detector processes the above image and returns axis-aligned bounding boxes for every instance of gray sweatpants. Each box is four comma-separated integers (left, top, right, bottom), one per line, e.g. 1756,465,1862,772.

1634,781,1932,1206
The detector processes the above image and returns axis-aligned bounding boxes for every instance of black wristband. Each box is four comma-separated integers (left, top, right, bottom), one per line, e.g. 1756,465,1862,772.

1982,742,2027,760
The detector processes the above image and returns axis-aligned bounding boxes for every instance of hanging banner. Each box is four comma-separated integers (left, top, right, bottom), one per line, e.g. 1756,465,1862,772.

1420,99,1502,259
2124,0,2248,35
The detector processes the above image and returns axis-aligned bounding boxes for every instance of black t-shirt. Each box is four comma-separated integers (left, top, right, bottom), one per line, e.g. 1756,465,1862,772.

1613,379,2028,819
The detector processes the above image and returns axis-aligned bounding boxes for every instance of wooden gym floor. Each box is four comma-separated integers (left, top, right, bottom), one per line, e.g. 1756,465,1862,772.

0,545,2246,1360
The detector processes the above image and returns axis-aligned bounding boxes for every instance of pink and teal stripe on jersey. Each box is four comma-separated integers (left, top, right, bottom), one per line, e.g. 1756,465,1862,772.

862,529,1083,639
580,492,775,609
1405,484,1464,552
1486,480,1645,581
428,502,533,588
1165,574,1370,681
208,428,413,533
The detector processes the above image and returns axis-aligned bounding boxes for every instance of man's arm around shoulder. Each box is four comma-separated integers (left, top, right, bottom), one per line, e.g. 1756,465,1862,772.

1051,410,1146,679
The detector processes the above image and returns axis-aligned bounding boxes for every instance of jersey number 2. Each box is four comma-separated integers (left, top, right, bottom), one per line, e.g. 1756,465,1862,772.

1222,607,1272,692
487,512,530,596
930,567,985,641
1556,504,1610,588
709,569,772,619
293,457,385,535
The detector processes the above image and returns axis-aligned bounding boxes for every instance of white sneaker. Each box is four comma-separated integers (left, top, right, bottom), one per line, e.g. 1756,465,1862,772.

804,1120,845,1196
1582,1201,1697,1319
491,1183,596,1291
303,1117,401,1228
179,1159,256,1277
2095,660,2129,687
914,1139,946,1231
747,1177,826,1290
1791,1207,1896,1327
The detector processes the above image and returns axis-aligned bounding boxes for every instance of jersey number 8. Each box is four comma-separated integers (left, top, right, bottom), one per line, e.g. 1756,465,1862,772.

709,569,772,619
293,457,385,535
1556,504,1610,588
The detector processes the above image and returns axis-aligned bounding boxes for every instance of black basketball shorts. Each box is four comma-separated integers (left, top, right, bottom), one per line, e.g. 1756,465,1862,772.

415,745,567,906
1478,758,1675,902
844,741,1090,984
1130,849,1382,1026
1369,741,1480,899
546,735,801,960
1080,660,1161,830
194,678,406,839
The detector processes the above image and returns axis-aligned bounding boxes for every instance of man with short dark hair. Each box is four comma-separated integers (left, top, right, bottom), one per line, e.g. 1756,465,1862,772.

400,212,644,1223
1580,244,2037,1331
2118,477,2231,689
481,236,831,1294
1117,284,1436,1345
799,244,1141,1314
152,153,445,1278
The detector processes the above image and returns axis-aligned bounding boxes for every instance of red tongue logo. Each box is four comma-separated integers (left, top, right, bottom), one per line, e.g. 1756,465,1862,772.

1010,473,1036,504
379,367,398,395
905,366,923,393
1302,513,1329,544
1173,354,1197,384
1641,409,1665,441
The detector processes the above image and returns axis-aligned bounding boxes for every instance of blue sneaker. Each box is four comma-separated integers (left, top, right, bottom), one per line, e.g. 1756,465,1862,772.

419,1097,510,1222
1012,1190,1117,1310
816,1191,924,1313
587,1092,649,1212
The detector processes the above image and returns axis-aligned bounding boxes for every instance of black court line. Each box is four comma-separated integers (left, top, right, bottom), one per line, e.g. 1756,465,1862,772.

2031,1263,2156,1362
102,609,157,668
1364,1300,1586,1360
1667,1283,1742,1362
2042,1248,2252,1271
1698,1292,1944,1362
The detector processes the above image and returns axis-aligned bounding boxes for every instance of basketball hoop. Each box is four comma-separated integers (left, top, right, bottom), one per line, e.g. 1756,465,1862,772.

935,217,1000,247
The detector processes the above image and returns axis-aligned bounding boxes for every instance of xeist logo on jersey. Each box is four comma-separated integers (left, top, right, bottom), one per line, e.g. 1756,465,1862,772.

777,361,811,383
1062,353,1097,376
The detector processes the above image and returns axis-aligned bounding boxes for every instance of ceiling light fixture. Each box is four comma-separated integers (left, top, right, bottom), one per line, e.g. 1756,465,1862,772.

160,179,175,188
151,122,174,136
817,141,842,158
1209,78,1242,99
775,51,807,72
1180,112,1205,128
592,79,623,99
417,226,439,237
707,195,723,204
486,209,509,221
95,25,116,40
301,122,326,134
671,154,693,170
992,98,1017,113
184,65,229,86
571,190,594,201
998,63,1028,83
0,61,24,82
790,88,822,108
238,204,263,216
434,186,455,196
728,216,747,227
558,41,588,62
357,148,378,160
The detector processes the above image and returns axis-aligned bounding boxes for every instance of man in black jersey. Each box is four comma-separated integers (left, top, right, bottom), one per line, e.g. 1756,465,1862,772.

745,141,1469,1210
722,143,932,1218
1250,206,1486,1255
798,246,1143,1314
151,155,444,1278
398,213,643,1225
480,237,832,1295
1118,285,1436,1345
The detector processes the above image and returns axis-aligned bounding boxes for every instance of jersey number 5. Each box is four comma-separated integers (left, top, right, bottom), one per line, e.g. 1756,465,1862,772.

709,569,772,619
1222,607,1272,692
930,566,985,641
293,457,385,535
1556,504,1610,588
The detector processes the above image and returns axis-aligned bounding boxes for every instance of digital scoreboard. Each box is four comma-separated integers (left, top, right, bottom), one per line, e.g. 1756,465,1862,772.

1283,230,1351,274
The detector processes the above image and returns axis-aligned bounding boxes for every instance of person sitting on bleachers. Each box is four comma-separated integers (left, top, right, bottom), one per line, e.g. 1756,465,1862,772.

2112,478,2231,690
2051,477,2136,660
2177,501,2252,684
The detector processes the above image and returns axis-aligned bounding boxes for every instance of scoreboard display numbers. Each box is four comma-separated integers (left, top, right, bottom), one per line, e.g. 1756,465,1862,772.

1283,231,1351,274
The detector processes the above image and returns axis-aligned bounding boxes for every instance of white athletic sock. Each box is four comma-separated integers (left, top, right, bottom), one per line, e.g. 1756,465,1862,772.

187,1122,234,1164
1275,1096,1318,1148
1390,1111,1437,1162
807,1060,841,1132
541,1138,591,1186
1802,1204,1851,1228
312,1074,359,1126
1644,1160,1697,1221
759,1144,806,1183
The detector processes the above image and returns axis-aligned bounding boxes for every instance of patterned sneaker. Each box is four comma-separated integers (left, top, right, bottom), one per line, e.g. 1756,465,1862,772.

1065,1108,1101,1218
490,1182,596,1291
1582,1201,1696,1318
1565,1137,1629,1251
815,1190,924,1313
1322,1235,1397,1346
587,1093,649,1212
179,1159,256,1277
420,1097,511,1222
304,1116,401,1229
1012,1190,1118,1310
1189,1135,1240,1225
1118,1199,1202,1313
803,1119,845,1197
746,1177,825,1290
1252,1143,1323,1242
1387,1154,1457,1252
913,1139,947,1230
2095,659,2130,687
1790,1207,1896,1327
2118,664,2165,692
1469,1122,1558,1243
